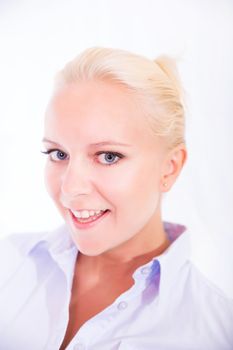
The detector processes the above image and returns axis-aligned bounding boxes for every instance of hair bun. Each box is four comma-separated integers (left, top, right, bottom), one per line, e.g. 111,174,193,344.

154,55,184,103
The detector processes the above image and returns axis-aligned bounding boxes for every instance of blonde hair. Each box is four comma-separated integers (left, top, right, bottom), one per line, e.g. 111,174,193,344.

55,47,186,150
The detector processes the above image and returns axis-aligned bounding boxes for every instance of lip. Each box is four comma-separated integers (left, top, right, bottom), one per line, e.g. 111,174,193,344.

69,209,111,230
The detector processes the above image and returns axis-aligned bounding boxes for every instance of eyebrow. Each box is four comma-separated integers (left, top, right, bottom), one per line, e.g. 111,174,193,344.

42,138,132,147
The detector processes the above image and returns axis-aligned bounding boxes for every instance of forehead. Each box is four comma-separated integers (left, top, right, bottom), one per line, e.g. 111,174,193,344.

44,80,158,149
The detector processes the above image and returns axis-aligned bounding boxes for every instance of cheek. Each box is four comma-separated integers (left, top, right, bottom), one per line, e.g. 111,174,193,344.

102,162,161,219
118,174,161,240
44,163,61,200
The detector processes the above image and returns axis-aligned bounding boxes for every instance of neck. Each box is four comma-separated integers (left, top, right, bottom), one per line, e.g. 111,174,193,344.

76,213,171,278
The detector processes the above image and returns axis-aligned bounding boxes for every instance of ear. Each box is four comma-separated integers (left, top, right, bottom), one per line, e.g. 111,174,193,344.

160,143,187,192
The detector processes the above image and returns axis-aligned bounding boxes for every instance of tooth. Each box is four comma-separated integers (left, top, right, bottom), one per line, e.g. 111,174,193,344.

72,209,107,219
81,210,90,218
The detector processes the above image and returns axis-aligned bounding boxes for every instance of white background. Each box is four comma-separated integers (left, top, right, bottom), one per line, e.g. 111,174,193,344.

0,0,233,297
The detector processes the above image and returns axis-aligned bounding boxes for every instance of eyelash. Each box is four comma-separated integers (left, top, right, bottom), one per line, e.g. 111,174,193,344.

41,149,124,166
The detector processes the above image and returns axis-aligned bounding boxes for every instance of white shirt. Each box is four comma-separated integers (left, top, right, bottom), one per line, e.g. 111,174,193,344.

0,221,233,350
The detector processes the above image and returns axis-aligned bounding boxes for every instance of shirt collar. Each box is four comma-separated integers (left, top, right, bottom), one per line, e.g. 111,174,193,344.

23,224,77,288
20,223,74,257
25,221,190,300
43,224,75,255
154,221,190,303
130,221,190,301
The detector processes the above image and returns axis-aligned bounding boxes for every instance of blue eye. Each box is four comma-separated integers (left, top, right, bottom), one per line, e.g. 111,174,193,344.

41,149,124,166
97,152,123,166
41,149,68,161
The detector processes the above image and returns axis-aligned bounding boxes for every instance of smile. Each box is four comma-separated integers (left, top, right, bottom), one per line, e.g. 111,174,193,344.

69,209,110,230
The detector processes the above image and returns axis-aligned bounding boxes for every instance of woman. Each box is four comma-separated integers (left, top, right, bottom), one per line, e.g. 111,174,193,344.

0,47,232,350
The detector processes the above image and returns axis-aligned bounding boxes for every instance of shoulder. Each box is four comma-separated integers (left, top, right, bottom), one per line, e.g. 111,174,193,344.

0,230,50,287
186,260,233,304
178,260,233,343
0,224,74,272
0,230,48,257
163,260,233,347
164,257,233,317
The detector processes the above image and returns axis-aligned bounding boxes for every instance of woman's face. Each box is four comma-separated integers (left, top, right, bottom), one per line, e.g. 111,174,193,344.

43,80,169,257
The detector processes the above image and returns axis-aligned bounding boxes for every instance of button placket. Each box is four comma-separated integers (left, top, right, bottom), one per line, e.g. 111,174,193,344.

117,300,128,310
141,266,151,275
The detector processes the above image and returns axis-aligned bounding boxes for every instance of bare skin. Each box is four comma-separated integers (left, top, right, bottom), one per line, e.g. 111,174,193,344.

43,80,187,349
59,232,171,350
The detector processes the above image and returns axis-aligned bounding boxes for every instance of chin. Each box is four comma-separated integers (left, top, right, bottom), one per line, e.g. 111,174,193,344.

71,238,109,256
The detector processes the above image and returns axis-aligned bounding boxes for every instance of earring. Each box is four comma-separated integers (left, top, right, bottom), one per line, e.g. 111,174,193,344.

163,182,168,187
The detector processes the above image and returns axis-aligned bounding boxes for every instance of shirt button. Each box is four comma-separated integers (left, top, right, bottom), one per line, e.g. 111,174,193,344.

117,301,128,310
141,266,151,275
73,343,85,350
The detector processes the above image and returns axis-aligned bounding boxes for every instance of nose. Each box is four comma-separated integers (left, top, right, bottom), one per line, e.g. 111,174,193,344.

60,158,93,199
